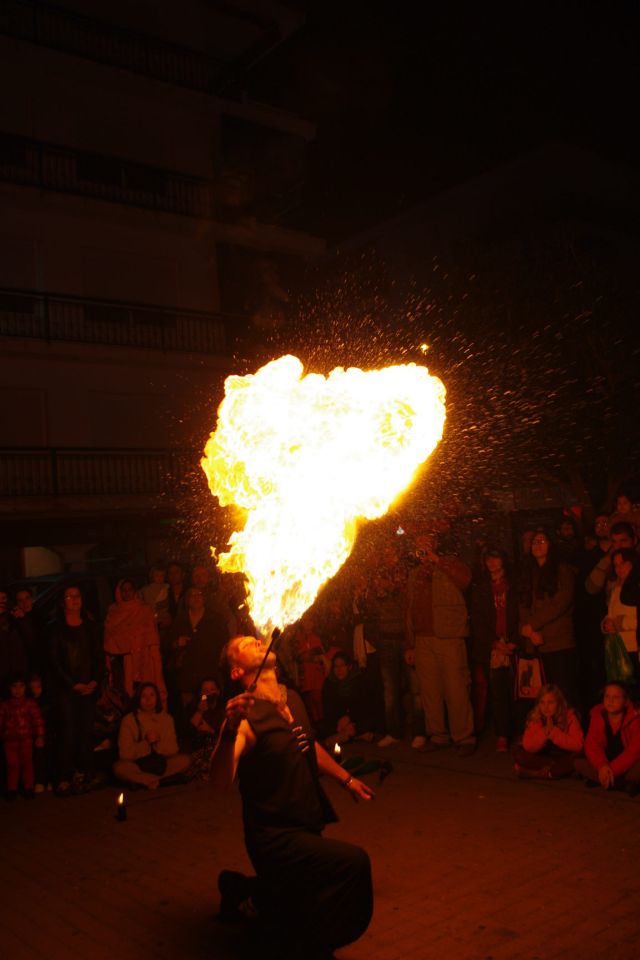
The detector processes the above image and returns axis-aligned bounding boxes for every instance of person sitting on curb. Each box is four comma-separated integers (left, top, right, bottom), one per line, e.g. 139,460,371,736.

574,682,640,795
513,683,583,779
113,682,190,790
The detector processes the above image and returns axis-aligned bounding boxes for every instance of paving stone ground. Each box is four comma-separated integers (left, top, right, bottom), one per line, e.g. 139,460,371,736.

1,735,639,960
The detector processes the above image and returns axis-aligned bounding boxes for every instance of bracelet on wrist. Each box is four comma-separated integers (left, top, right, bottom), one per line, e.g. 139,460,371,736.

341,775,353,789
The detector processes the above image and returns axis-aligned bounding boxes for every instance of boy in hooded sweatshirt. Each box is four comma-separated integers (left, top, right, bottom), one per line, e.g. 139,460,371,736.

574,682,640,793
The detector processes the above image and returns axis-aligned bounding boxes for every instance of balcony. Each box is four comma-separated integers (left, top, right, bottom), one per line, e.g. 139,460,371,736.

0,287,231,353
0,0,230,94
0,447,197,498
0,131,216,218
0,1,314,140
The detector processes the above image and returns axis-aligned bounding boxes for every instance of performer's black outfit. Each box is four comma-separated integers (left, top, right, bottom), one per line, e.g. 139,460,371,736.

234,688,373,958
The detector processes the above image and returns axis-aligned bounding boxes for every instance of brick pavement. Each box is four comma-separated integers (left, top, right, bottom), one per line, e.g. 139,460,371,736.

1,736,639,960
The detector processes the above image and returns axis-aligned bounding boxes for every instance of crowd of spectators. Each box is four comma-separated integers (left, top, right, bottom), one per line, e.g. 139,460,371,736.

2,488,640,802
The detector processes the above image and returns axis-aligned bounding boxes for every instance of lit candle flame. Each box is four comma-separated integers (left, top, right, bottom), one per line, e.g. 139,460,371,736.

334,742,342,758
118,792,124,805
201,355,446,635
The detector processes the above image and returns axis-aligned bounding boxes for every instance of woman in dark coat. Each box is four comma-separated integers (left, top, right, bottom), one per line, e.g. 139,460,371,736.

49,584,103,794
471,548,520,749
518,529,577,706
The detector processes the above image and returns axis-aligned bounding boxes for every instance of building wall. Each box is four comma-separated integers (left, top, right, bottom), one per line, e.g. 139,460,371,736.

0,192,220,310
0,1,318,571
0,338,223,448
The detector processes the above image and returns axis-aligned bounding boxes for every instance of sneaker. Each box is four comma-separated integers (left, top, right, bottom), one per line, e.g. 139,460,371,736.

34,783,45,794
419,738,450,752
517,765,551,779
496,737,509,753
411,735,427,750
455,741,476,758
377,735,400,748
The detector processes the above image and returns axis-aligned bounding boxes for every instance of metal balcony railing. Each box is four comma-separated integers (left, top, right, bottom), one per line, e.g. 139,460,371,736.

0,447,198,497
0,131,216,218
0,287,231,353
0,0,232,94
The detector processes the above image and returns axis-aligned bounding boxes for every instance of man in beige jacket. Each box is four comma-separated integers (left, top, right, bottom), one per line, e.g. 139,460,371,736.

406,532,476,755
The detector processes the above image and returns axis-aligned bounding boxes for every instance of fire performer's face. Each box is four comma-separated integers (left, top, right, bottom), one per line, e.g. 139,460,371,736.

228,635,276,684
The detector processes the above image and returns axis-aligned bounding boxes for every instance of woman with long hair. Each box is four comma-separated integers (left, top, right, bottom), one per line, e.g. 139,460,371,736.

513,683,583,779
113,681,190,789
518,529,578,705
320,651,374,744
470,547,519,751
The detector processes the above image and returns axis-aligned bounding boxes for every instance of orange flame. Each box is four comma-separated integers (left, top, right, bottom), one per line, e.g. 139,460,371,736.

201,355,445,636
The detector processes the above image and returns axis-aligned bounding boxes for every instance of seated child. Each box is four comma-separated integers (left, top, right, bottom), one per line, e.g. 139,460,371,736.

320,652,374,744
574,681,640,793
514,683,583,779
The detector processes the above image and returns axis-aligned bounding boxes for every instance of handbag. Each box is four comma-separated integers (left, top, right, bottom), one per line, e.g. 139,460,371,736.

604,633,635,683
134,713,167,776
515,655,545,699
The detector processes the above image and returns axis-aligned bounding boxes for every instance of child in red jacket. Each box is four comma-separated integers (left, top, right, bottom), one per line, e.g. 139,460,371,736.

574,682,640,794
514,683,583,779
0,675,45,799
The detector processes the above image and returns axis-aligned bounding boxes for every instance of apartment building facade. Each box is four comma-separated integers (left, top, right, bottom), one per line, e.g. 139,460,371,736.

0,0,323,578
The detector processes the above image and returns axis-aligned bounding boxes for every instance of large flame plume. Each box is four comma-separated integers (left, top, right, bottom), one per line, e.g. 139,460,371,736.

201,354,445,636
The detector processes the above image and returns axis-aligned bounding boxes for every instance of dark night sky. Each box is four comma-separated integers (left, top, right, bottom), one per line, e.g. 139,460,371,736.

247,1,640,240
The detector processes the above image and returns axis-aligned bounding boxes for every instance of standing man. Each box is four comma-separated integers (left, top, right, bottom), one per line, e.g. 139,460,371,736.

211,635,374,960
406,531,476,755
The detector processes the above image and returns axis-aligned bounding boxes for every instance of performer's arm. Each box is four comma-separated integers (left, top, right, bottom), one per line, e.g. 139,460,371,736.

209,691,255,789
315,741,375,802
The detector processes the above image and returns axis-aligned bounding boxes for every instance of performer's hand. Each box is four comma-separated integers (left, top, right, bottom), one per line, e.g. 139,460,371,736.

225,692,255,731
346,777,375,802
